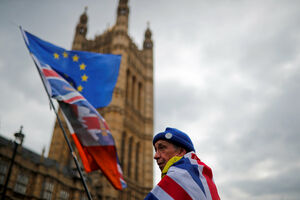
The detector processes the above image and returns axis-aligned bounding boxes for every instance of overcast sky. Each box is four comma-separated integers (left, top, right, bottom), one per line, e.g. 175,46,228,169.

1,0,300,199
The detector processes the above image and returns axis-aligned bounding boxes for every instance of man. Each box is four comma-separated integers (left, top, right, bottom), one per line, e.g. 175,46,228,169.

145,127,220,200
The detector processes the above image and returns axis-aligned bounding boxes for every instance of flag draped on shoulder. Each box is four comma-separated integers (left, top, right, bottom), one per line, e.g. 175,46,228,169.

21,29,121,108
145,152,220,200
21,28,126,190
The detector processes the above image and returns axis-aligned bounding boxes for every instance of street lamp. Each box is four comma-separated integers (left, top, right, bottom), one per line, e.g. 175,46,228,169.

1,126,25,200
14,126,25,145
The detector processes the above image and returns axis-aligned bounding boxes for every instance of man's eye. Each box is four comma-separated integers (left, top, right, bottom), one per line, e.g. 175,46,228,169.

158,146,165,150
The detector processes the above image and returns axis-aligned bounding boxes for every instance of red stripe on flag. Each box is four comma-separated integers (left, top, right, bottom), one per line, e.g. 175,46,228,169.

85,145,123,190
158,175,193,200
65,95,85,103
42,68,60,78
202,165,220,200
191,153,220,200
82,116,101,129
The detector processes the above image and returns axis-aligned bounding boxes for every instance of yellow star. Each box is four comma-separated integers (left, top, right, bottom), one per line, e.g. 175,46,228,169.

77,85,83,92
80,63,86,70
81,74,88,82
63,52,68,58
53,53,59,59
73,55,79,62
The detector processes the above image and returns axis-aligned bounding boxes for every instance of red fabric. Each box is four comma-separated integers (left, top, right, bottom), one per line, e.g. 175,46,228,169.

71,134,123,190
82,116,101,129
71,134,98,172
202,165,220,200
42,68,59,78
158,175,193,200
65,95,85,103
85,145,123,190
191,153,220,200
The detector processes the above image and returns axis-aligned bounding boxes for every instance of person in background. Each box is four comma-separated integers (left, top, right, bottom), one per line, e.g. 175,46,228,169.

145,127,220,200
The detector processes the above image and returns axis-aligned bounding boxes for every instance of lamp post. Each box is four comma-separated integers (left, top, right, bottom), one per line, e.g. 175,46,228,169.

1,126,25,200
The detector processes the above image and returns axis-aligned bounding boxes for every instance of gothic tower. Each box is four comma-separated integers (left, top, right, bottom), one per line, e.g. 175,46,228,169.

48,1,154,199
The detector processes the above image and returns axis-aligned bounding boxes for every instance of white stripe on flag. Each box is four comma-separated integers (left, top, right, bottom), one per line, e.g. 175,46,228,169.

42,63,53,70
168,166,207,200
55,91,82,103
186,153,213,200
151,185,174,200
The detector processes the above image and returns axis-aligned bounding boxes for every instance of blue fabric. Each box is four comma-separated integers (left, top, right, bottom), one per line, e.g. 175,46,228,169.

144,193,159,200
153,127,195,152
23,30,121,108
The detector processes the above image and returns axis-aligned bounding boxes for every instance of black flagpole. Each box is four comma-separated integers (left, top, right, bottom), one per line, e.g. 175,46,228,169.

31,58,93,200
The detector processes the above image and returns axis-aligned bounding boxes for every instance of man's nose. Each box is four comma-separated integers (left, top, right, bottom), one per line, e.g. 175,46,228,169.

154,151,160,160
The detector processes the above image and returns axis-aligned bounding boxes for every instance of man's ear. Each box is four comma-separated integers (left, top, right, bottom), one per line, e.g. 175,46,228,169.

177,147,187,157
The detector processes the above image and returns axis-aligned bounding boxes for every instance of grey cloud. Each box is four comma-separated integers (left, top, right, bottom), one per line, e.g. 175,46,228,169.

232,166,300,199
155,80,203,128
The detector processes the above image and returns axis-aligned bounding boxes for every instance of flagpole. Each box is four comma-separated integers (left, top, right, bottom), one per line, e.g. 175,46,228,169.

32,61,93,200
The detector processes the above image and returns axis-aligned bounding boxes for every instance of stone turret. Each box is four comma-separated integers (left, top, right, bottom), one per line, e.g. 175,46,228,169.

142,23,154,191
72,7,88,50
116,0,129,33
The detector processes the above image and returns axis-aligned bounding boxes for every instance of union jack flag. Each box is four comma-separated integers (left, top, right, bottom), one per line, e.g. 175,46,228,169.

22,29,126,190
145,152,220,200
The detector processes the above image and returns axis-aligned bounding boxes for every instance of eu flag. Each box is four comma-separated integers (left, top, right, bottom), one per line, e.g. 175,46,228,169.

22,30,121,108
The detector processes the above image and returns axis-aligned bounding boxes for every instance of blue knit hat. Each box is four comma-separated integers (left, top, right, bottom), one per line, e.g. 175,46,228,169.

153,127,195,152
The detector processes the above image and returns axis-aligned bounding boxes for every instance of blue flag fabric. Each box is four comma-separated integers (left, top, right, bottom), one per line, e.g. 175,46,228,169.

23,30,121,108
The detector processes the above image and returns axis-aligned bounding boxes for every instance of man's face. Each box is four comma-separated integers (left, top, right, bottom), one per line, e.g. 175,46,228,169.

154,140,183,171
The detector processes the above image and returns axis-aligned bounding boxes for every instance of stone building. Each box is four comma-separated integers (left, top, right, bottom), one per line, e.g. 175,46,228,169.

49,0,154,199
0,0,154,199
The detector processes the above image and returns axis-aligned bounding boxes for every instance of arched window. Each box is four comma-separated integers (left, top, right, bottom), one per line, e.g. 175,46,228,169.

135,142,140,181
121,131,126,167
127,137,133,177
138,82,143,112
126,69,130,102
131,76,136,107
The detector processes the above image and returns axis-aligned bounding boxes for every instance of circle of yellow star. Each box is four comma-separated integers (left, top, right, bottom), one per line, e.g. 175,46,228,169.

73,55,79,62
80,63,86,70
53,53,59,59
77,85,83,92
81,74,88,82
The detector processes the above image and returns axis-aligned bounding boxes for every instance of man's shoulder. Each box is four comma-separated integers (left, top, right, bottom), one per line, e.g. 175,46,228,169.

167,152,213,180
